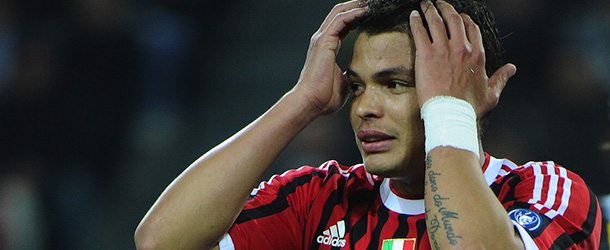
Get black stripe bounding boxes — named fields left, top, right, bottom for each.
left=350, top=212, right=369, bottom=248
left=334, top=187, right=377, bottom=249
left=392, top=214, right=410, bottom=238
left=366, top=205, right=389, bottom=249
left=490, top=173, right=520, bottom=204
left=311, top=167, right=343, bottom=250
left=415, top=218, right=427, bottom=249
left=350, top=183, right=381, bottom=247
left=235, top=170, right=326, bottom=224
left=549, top=186, right=599, bottom=249
left=571, top=186, right=599, bottom=243
left=549, top=233, right=573, bottom=250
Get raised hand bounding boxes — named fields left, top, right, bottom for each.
left=409, top=0, right=516, bottom=118
left=293, top=0, right=368, bottom=116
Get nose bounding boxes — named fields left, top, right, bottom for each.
left=354, top=86, right=383, bottom=120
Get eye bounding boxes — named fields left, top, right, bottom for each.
left=387, top=80, right=414, bottom=93
left=350, top=81, right=365, bottom=96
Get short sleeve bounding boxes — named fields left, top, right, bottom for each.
left=218, top=233, right=235, bottom=250
left=495, top=161, right=602, bottom=249
left=225, top=166, right=326, bottom=250
left=512, top=220, right=540, bottom=250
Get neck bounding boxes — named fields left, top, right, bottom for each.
left=390, top=179, right=425, bottom=199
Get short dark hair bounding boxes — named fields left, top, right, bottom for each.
left=358, top=0, right=503, bottom=75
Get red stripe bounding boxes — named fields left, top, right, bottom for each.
left=403, top=239, right=416, bottom=250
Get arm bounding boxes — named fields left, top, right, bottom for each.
left=409, top=1, right=521, bottom=249
left=134, top=1, right=368, bottom=250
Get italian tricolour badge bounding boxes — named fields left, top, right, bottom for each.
left=381, top=238, right=416, bottom=250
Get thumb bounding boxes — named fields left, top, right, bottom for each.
left=488, top=63, right=517, bottom=98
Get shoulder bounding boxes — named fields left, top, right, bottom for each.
left=488, top=156, right=591, bottom=203
left=487, top=155, right=597, bottom=221
left=488, top=155, right=601, bottom=248
left=486, top=155, right=587, bottom=187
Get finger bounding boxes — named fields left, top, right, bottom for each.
left=324, top=6, right=368, bottom=39
left=488, top=63, right=517, bottom=99
left=461, top=13, right=482, bottom=49
left=420, top=0, right=447, bottom=44
left=319, top=0, right=363, bottom=32
left=436, top=0, right=466, bottom=42
left=409, top=10, right=432, bottom=49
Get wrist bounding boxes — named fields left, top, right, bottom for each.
left=280, top=90, right=324, bottom=124
left=421, top=96, right=480, bottom=158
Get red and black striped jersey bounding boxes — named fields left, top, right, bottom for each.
left=218, top=154, right=601, bottom=250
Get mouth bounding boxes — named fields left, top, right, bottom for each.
left=357, top=130, right=396, bottom=153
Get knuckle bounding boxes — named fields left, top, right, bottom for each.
left=310, top=34, right=327, bottom=49
left=474, top=48, right=485, bottom=62
left=452, top=44, right=470, bottom=55
left=447, top=13, right=463, bottom=24
left=335, top=11, right=348, bottom=19
left=332, top=2, right=350, bottom=12
left=435, top=45, right=449, bottom=56
left=472, top=22, right=480, bottom=30
left=427, top=17, right=443, bottom=27
left=310, top=33, right=320, bottom=43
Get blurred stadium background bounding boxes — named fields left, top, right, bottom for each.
left=0, top=0, right=608, bottom=249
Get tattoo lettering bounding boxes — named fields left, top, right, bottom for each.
left=433, top=194, right=448, bottom=207
left=439, top=207, right=462, bottom=245
left=427, top=212, right=441, bottom=250
left=427, top=170, right=440, bottom=192
left=425, top=155, right=462, bottom=246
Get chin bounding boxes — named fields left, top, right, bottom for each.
left=362, top=156, right=403, bottom=178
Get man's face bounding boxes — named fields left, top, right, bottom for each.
left=348, top=32, right=426, bottom=179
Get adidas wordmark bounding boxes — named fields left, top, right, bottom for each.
left=316, top=220, right=347, bottom=247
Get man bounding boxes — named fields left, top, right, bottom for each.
left=135, top=0, right=602, bottom=249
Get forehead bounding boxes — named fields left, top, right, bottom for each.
left=350, top=32, right=415, bottom=74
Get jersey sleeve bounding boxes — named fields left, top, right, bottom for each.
left=494, top=161, right=602, bottom=249
left=222, top=165, right=327, bottom=250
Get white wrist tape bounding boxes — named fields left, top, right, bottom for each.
left=421, top=96, right=480, bottom=158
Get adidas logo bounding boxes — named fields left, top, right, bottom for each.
left=316, top=220, right=347, bottom=248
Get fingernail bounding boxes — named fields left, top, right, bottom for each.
left=509, top=64, right=517, bottom=77
left=411, top=10, right=420, bottom=17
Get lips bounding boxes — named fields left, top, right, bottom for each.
left=357, top=129, right=396, bottom=153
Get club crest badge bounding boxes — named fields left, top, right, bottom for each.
left=508, top=208, right=543, bottom=231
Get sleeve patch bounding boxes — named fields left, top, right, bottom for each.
left=509, top=208, right=543, bottom=231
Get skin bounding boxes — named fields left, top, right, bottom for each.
left=410, top=1, right=522, bottom=249
left=347, top=32, right=426, bottom=198
left=135, top=2, right=367, bottom=249
left=134, top=1, right=522, bottom=249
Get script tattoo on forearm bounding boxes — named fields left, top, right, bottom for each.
left=425, top=155, right=462, bottom=247
left=426, top=208, right=441, bottom=250
left=433, top=194, right=462, bottom=245
left=428, top=170, right=440, bottom=192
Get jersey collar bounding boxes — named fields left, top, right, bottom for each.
left=379, top=154, right=503, bottom=215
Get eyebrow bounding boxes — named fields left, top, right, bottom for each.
left=346, top=66, right=414, bottom=80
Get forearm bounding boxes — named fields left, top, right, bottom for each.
left=424, top=147, right=524, bottom=250
left=135, top=91, right=319, bottom=250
